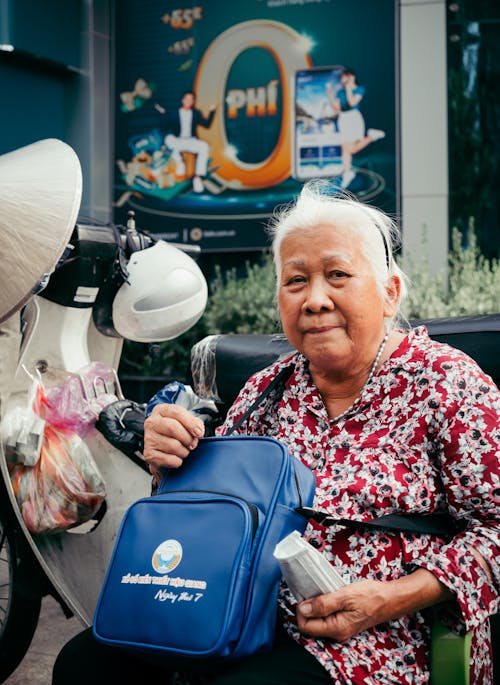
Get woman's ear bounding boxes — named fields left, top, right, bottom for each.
left=383, top=274, right=401, bottom=318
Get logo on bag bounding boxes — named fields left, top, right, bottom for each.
left=152, top=539, right=183, bottom=574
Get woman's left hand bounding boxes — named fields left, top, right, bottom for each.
left=296, top=581, right=388, bottom=642
left=296, top=569, right=453, bottom=642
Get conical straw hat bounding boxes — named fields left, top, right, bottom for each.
left=0, top=138, right=82, bottom=324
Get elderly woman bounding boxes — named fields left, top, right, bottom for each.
left=53, top=182, right=500, bottom=685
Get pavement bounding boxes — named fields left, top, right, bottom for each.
left=5, top=596, right=83, bottom=685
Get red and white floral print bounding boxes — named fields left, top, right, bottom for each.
left=219, top=327, right=500, bottom=684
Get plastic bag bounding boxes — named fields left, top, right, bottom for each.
left=146, top=381, right=218, bottom=422
left=1, top=379, right=45, bottom=466
left=44, top=362, right=119, bottom=436
left=6, top=376, right=107, bottom=534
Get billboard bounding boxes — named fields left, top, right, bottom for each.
left=114, top=0, right=397, bottom=251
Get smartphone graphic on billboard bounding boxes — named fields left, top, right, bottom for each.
left=292, top=66, right=344, bottom=181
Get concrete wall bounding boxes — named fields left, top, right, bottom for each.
left=70, top=0, right=114, bottom=222
left=399, top=0, right=449, bottom=273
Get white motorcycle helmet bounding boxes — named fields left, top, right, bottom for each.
left=112, top=240, right=208, bottom=342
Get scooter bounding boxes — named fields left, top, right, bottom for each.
left=0, top=140, right=208, bottom=682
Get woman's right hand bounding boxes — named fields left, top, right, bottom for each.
left=143, top=404, right=205, bottom=471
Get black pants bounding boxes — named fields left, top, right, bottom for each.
left=52, top=627, right=331, bottom=685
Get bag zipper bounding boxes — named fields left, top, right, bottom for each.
left=160, top=489, right=260, bottom=539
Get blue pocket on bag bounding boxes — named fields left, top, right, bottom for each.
left=94, top=492, right=263, bottom=657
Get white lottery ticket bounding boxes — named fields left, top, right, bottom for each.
left=274, top=530, right=348, bottom=602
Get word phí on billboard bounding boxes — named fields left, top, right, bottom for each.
left=226, top=79, right=279, bottom=119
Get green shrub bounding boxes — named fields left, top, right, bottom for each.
left=202, top=256, right=279, bottom=335
left=400, top=224, right=500, bottom=319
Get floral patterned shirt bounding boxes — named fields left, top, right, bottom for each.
left=218, top=327, right=500, bottom=685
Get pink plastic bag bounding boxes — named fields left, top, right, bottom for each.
left=44, top=362, right=120, bottom=436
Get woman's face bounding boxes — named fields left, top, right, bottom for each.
left=277, top=223, right=399, bottom=379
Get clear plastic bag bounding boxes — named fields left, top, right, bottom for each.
left=5, top=373, right=107, bottom=534
left=146, top=380, right=218, bottom=421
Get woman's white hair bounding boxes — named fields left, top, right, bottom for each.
left=267, top=179, right=409, bottom=329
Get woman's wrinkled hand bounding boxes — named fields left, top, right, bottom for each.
left=296, top=581, right=389, bottom=643
left=296, top=569, right=453, bottom=642
left=143, top=403, right=205, bottom=471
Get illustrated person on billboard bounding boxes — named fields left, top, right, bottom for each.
left=155, top=91, right=216, bottom=193
left=326, top=68, right=385, bottom=189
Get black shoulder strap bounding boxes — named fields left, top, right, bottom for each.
left=296, top=507, right=466, bottom=537
left=226, top=365, right=294, bottom=436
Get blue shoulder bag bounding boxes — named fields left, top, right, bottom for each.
left=93, top=367, right=316, bottom=661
